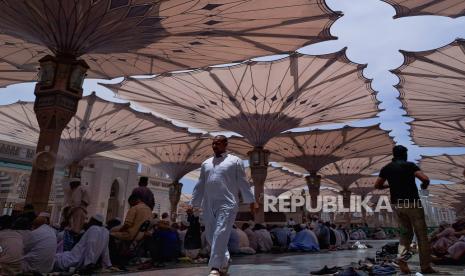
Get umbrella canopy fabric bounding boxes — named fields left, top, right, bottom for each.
left=382, top=0, right=465, bottom=18
left=106, top=49, right=380, bottom=146
left=0, top=61, right=38, bottom=88
left=0, top=92, right=195, bottom=166
left=394, top=41, right=465, bottom=122
left=348, top=176, right=377, bottom=197
left=0, top=0, right=339, bottom=82
left=419, top=155, right=465, bottom=185
left=101, top=137, right=214, bottom=181
left=409, top=119, right=465, bottom=147
left=427, top=184, right=465, bottom=211
left=318, top=155, right=391, bottom=190
left=262, top=125, right=394, bottom=174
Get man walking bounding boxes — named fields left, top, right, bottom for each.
left=375, top=145, right=437, bottom=274
left=190, top=135, right=256, bottom=276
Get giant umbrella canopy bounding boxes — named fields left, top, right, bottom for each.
left=106, top=49, right=380, bottom=222
left=419, top=155, right=465, bottom=185
left=228, top=125, right=393, bottom=207
left=382, top=0, right=465, bottom=18
left=427, top=184, right=465, bottom=214
left=263, top=125, right=393, bottom=203
left=101, top=137, right=215, bottom=221
left=348, top=176, right=377, bottom=223
left=0, top=0, right=339, bottom=211
left=0, top=93, right=195, bottom=210
left=393, top=41, right=465, bottom=147
left=319, top=155, right=390, bottom=221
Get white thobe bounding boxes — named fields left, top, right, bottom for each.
left=54, top=225, right=111, bottom=271
left=22, top=224, right=57, bottom=273
left=191, top=153, right=254, bottom=269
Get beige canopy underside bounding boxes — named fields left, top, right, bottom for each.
left=0, top=0, right=338, bottom=85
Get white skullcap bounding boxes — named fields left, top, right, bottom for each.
left=300, top=224, right=307, bottom=228
left=39, top=212, right=50, bottom=218
left=92, top=214, right=104, bottom=223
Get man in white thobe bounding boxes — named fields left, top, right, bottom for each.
left=63, top=178, right=89, bottom=234
left=191, top=135, right=256, bottom=276
left=54, top=214, right=111, bottom=271
left=22, top=215, right=57, bottom=273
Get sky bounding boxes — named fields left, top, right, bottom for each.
left=0, top=0, right=465, bottom=194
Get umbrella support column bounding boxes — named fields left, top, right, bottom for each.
left=26, top=55, right=88, bottom=212
left=341, top=190, right=352, bottom=224
left=169, top=181, right=183, bottom=222
left=305, top=173, right=321, bottom=218
left=248, top=147, right=269, bottom=223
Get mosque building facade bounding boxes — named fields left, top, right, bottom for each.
left=0, top=139, right=173, bottom=224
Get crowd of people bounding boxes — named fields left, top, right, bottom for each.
left=1, top=143, right=463, bottom=275
left=430, top=217, right=465, bottom=265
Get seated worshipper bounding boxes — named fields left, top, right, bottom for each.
left=254, top=224, right=273, bottom=252
left=0, top=215, right=23, bottom=275
left=131, top=176, right=155, bottom=210
left=228, top=225, right=255, bottom=255
left=288, top=224, right=319, bottom=252
left=228, top=225, right=241, bottom=255
left=149, top=220, right=181, bottom=264
left=328, top=222, right=337, bottom=251
left=430, top=222, right=457, bottom=256
left=38, top=212, right=51, bottom=225
left=316, top=221, right=330, bottom=250
left=270, top=225, right=291, bottom=249
left=22, top=214, right=57, bottom=274
left=350, top=229, right=361, bottom=240
left=110, top=194, right=151, bottom=266
left=54, top=214, right=111, bottom=272
left=184, top=208, right=202, bottom=259
left=236, top=225, right=253, bottom=252
left=447, top=236, right=465, bottom=263
left=111, top=194, right=152, bottom=241
left=330, top=224, right=342, bottom=248
left=373, top=227, right=387, bottom=239
left=242, top=223, right=258, bottom=252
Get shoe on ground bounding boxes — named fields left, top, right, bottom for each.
left=310, top=265, right=339, bottom=275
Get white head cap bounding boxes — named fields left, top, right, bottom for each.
left=92, top=214, right=105, bottom=224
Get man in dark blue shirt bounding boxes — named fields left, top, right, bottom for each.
left=375, top=145, right=436, bottom=274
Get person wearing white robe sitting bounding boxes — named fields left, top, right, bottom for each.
left=22, top=214, right=57, bottom=274
left=54, top=214, right=111, bottom=272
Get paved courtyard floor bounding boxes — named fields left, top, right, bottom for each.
left=124, top=241, right=464, bottom=276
